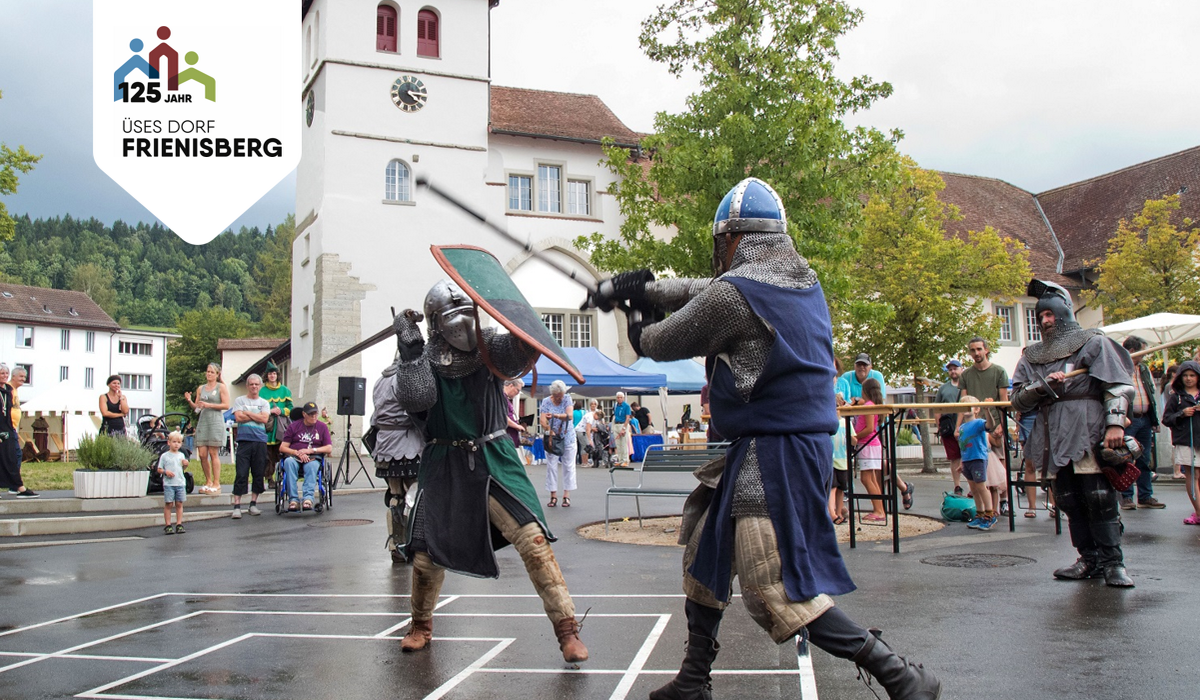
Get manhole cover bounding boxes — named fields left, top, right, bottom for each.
left=920, top=554, right=1036, bottom=568
left=308, top=519, right=374, bottom=528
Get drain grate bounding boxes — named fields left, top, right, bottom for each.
left=308, top=518, right=374, bottom=528
left=920, top=554, right=1036, bottom=569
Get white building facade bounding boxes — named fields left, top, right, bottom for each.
left=294, top=0, right=636, bottom=422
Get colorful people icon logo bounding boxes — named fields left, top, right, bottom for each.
left=149, top=26, right=180, bottom=91
left=113, top=38, right=159, bottom=101
left=178, top=51, right=216, bottom=102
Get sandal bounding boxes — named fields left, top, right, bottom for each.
left=831, top=514, right=846, bottom=525
left=1047, top=505, right=1057, bottom=519
left=902, top=482, right=914, bottom=510
left=562, top=497, right=571, bottom=508
left=1024, top=511, right=1038, bottom=519
left=863, top=513, right=887, bottom=524
left=288, top=501, right=300, bottom=512
left=302, top=499, right=314, bottom=511
left=1185, top=513, right=1200, bottom=526
left=546, top=497, right=558, bottom=508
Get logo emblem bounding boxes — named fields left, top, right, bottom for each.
left=93, top=0, right=300, bottom=244
left=391, top=76, right=428, bottom=113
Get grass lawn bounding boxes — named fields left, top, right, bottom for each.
left=21, top=461, right=239, bottom=492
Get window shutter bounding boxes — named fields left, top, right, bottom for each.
left=417, top=10, right=438, bottom=57
left=377, top=6, right=397, bottom=52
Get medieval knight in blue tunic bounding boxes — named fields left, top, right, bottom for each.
left=588, top=178, right=940, bottom=700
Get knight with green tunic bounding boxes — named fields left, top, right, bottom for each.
left=390, top=278, right=588, bottom=664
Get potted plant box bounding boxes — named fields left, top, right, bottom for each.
left=73, top=433, right=157, bottom=499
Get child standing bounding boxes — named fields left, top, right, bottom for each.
left=1162, top=360, right=1200, bottom=524
left=957, top=396, right=997, bottom=530
left=158, top=431, right=189, bottom=534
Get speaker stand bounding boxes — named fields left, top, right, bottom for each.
left=334, top=415, right=374, bottom=490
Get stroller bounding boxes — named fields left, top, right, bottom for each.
left=587, top=422, right=614, bottom=469
left=140, top=413, right=195, bottom=495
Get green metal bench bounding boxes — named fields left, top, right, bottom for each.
left=605, top=443, right=728, bottom=533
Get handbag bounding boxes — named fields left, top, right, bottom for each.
left=362, top=425, right=379, bottom=456
left=266, top=412, right=292, bottom=437
left=938, top=414, right=957, bottom=438
left=544, top=431, right=564, bottom=456
left=1101, top=460, right=1140, bottom=492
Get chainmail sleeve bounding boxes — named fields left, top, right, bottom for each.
left=644, top=278, right=713, bottom=313
left=482, top=327, right=540, bottom=379
left=392, top=356, right=438, bottom=412
left=1009, top=358, right=1044, bottom=414
left=640, top=281, right=754, bottom=362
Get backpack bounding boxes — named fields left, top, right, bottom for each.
left=941, top=491, right=977, bottom=522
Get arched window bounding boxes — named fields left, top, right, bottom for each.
left=377, top=5, right=398, bottom=53
left=305, top=25, right=312, bottom=68
left=385, top=160, right=412, bottom=202
left=417, top=9, right=439, bottom=58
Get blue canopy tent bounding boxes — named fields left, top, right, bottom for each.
left=519, top=347, right=667, bottom=398
left=628, top=357, right=707, bottom=393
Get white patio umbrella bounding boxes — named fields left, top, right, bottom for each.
left=1100, top=312, right=1200, bottom=367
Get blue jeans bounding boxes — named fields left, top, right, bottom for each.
left=283, top=456, right=320, bottom=502
left=1122, top=414, right=1155, bottom=501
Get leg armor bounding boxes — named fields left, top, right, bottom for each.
left=401, top=552, right=445, bottom=652
left=734, top=515, right=834, bottom=644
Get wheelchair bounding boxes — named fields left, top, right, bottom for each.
left=273, top=455, right=333, bottom=514
left=140, top=413, right=195, bottom=495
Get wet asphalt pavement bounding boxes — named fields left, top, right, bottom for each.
left=2, top=466, right=1199, bottom=699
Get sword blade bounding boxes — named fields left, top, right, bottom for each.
left=309, top=325, right=395, bottom=376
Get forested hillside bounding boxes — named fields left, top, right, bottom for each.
left=4, top=213, right=294, bottom=334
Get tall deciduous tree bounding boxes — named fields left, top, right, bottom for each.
left=166, top=306, right=251, bottom=411
left=845, top=163, right=1030, bottom=471
left=576, top=0, right=901, bottom=311
left=70, top=262, right=118, bottom=316
left=0, top=90, right=42, bottom=242
left=248, top=214, right=296, bottom=336
left=1083, top=195, right=1200, bottom=323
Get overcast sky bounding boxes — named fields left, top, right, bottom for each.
left=1, top=0, right=1196, bottom=234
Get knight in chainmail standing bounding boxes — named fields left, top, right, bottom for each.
left=370, top=362, right=424, bottom=565
left=1010, top=279, right=1136, bottom=588
left=389, top=280, right=588, bottom=663
left=589, top=178, right=939, bottom=700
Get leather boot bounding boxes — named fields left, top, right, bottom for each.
left=1104, top=565, right=1135, bottom=588
left=553, top=617, right=589, bottom=663
left=401, top=619, right=432, bottom=652
left=648, top=633, right=720, bottom=700
left=1053, top=557, right=1103, bottom=580
left=850, top=631, right=941, bottom=700
left=402, top=553, right=444, bottom=653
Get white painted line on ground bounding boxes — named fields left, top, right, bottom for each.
left=0, top=592, right=169, bottom=638
left=0, top=612, right=203, bottom=674
left=797, top=635, right=819, bottom=699
left=422, top=638, right=515, bottom=700
left=373, top=593, right=459, bottom=638
left=608, top=613, right=671, bottom=700
left=78, top=632, right=256, bottom=699
left=0, top=536, right=144, bottom=550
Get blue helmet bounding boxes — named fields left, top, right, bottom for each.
left=712, top=177, right=787, bottom=236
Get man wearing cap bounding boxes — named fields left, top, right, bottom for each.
left=840, top=353, right=887, bottom=402
left=279, top=402, right=333, bottom=511
left=935, top=360, right=965, bottom=495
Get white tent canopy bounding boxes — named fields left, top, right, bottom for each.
left=19, top=382, right=104, bottom=451
left=1100, top=313, right=1200, bottom=345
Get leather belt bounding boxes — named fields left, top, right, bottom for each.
left=429, top=429, right=508, bottom=471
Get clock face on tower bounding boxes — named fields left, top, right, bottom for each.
left=305, top=91, right=315, bottom=127
left=391, top=76, right=428, bottom=113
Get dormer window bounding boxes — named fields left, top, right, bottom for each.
left=69, top=307, right=79, bottom=316
left=42, top=304, right=52, bottom=313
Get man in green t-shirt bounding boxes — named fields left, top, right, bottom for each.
left=957, top=337, right=1009, bottom=439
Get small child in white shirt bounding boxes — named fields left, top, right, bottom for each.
left=158, top=431, right=189, bottom=534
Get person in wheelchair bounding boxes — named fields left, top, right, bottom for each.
left=278, top=402, right=333, bottom=511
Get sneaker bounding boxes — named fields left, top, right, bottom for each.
left=1120, top=497, right=1137, bottom=510
left=15, top=489, right=39, bottom=498
left=231, top=508, right=242, bottom=519
left=7, top=488, right=18, bottom=494
left=999, top=501, right=1011, bottom=516
left=976, top=516, right=996, bottom=531
left=174, top=524, right=186, bottom=534
left=967, top=516, right=984, bottom=529
left=248, top=504, right=262, bottom=516
left=164, top=525, right=175, bottom=535
left=1138, top=498, right=1166, bottom=509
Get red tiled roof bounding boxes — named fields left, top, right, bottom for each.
left=1036, top=146, right=1200, bottom=274
left=217, top=338, right=287, bottom=352
left=490, top=86, right=641, bottom=146
left=0, top=283, right=119, bottom=331
left=936, top=173, right=1079, bottom=289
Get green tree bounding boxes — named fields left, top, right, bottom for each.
left=70, top=262, right=119, bottom=316
left=844, top=163, right=1030, bottom=471
left=166, top=306, right=251, bottom=411
left=0, top=90, right=42, bottom=242
left=249, top=214, right=295, bottom=336
left=1083, top=195, right=1200, bottom=323
left=576, top=0, right=901, bottom=312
